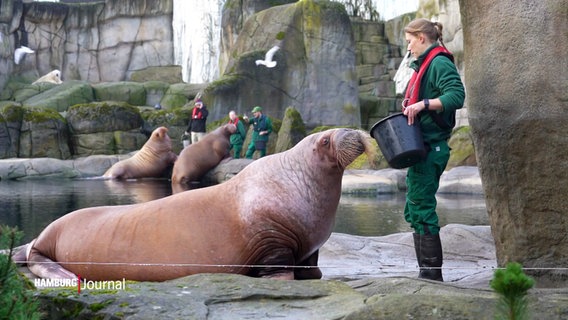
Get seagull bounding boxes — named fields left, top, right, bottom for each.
left=14, top=46, right=35, bottom=65
left=255, top=45, right=280, bottom=68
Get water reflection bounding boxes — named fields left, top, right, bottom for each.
left=336, top=193, right=489, bottom=236
left=0, top=179, right=172, bottom=243
left=0, top=179, right=488, bottom=243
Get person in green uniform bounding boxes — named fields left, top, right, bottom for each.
left=401, top=18, right=465, bottom=281
left=228, top=110, right=247, bottom=158
left=244, top=106, right=272, bottom=159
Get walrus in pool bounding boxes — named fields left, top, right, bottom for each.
left=103, top=126, right=178, bottom=179
left=18, top=128, right=373, bottom=281
left=171, top=123, right=236, bottom=192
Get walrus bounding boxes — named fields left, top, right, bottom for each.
left=171, top=123, right=236, bottom=192
left=18, top=128, right=373, bottom=281
left=32, top=69, right=63, bottom=85
left=103, top=126, right=178, bottom=180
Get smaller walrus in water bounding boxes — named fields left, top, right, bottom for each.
left=15, top=128, right=374, bottom=282
left=103, top=126, right=177, bottom=180
left=171, top=123, right=236, bottom=191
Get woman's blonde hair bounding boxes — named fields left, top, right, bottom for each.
left=404, top=18, right=446, bottom=49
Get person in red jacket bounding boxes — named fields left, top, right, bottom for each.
left=185, top=99, right=208, bottom=145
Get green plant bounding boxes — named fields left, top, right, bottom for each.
left=0, top=225, right=42, bottom=319
left=490, top=262, right=535, bottom=320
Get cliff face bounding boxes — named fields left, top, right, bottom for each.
left=210, top=1, right=360, bottom=128
left=0, top=0, right=174, bottom=89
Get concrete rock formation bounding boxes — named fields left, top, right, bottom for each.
left=0, top=0, right=173, bottom=90
left=210, top=1, right=360, bottom=128
left=462, top=0, right=568, bottom=286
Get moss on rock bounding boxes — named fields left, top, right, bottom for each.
left=66, top=101, right=143, bottom=134
left=92, top=82, right=146, bottom=106
left=23, top=108, right=65, bottom=123
left=205, top=74, right=245, bottom=95
left=0, top=103, right=25, bottom=123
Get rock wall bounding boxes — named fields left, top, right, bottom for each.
left=209, top=1, right=360, bottom=128
left=219, top=0, right=298, bottom=77
left=462, top=0, right=568, bottom=286
left=0, top=0, right=174, bottom=90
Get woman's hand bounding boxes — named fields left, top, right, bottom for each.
left=402, top=102, right=425, bottom=125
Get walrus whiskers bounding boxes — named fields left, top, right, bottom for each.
left=336, top=130, right=375, bottom=169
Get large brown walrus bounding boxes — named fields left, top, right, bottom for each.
left=20, top=128, right=373, bottom=281
left=171, top=123, right=236, bottom=192
left=103, top=126, right=178, bottom=180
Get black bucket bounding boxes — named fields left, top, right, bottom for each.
left=370, top=113, right=427, bottom=169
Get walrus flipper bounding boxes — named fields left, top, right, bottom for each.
left=8, top=244, right=29, bottom=265
left=294, top=250, right=323, bottom=280
left=27, top=247, right=76, bottom=280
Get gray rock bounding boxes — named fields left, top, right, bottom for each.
left=159, top=83, right=204, bottom=109
left=0, top=103, right=24, bottom=159
left=72, top=154, right=123, bottom=177
left=447, top=125, right=476, bottom=168
left=342, top=167, right=481, bottom=195
left=22, top=81, right=94, bottom=113
left=342, top=169, right=402, bottom=194
left=219, top=0, right=298, bottom=75
left=92, top=82, right=147, bottom=106
left=129, top=66, right=183, bottom=84
left=67, top=102, right=143, bottom=134
left=19, top=109, right=71, bottom=159
left=210, top=1, right=360, bottom=128
left=202, top=158, right=254, bottom=185
left=438, top=166, right=483, bottom=194
left=32, top=224, right=568, bottom=319
left=274, top=107, right=307, bottom=153
left=0, top=155, right=123, bottom=180
left=463, top=0, right=568, bottom=285
left=0, top=1, right=173, bottom=89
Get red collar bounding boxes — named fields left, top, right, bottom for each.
left=404, top=46, right=453, bottom=105
left=192, top=107, right=203, bottom=119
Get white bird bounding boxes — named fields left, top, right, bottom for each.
left=255, top=45, right=280, bottom=68
left=14, top=46, right=35, bottom=65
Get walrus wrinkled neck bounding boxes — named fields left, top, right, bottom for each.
left=138, top=143, right=170, bottom=162
left=278, top=151, right=344, bottom=201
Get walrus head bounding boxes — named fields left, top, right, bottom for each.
left=328, top=128, right=375, bottom=170
left=148, top=126, right=173, bottom=153
left=224, top=123, right=237, bottom=135
left=151, top=126, right=169, bottom=141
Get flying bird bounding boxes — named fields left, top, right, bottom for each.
left=255, top=45, right=280, bottom=68
left=14, top=46, right=35, bottom=65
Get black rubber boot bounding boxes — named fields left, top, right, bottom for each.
left=413, top=233, right=444, bottom=281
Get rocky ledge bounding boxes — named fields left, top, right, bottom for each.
left=32, top=224, right=567, bottom=319
left=0, top=156, right=482, bottom=195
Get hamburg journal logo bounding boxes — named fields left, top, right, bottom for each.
left=34, top=275, right=126, bottom=294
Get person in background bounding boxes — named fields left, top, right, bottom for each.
left=244, top=106, right=272, bottom=159
left=400, top=18, right=465, bottom=281
left=185, top=98, right=208, bottom=145
left=228, top=110, right=247, bottom=158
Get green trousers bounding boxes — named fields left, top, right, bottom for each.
left=245, top=140, right=266, bottom=158
left=230, top=143, right=243, bottom=159
left=404, top=141, right=450, bottom=235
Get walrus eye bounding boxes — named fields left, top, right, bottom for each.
left=322, top=137, right=329, bottom=146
